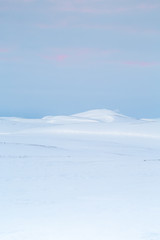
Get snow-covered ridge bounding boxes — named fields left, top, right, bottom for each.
left=0, top=109, right=159, bottom=123
left=43, top=109, right=133, bottom=123
left=0, top=109, right=160, bottom=138
left=72, top=109, right=132, bottom=122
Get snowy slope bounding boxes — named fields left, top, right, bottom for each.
left=0, top=109, right=160, bottom=240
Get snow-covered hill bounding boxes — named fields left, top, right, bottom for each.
left=72, top=109, right=132, bottom=122
left=0, top=109, right=160, bottom=240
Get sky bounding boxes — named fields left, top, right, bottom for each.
left=0, top=0, right=160, bottom=118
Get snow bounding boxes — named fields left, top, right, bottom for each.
left=0, top=109, right=160, bottom=240
left=72, top=109, right=131, bottom=122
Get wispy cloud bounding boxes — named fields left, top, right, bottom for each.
left=121, top=61, right=160, bottom=67
left=2, top=0, right=35, bottom=2
left=56, top=54, right=68, bottom=62
left=41, top=47, right=159, bottom=68
left=42, top=47, right=119, bottom=64
left=137, top=3, right=160, bottom=10
left=0, top=0, right=35, bottom=11
left=0, top=48, right=10, bottom=53
left=48, top=1, right=160, bottom=15
left=103, top=60, right=160, bottom=67
left=37, top=20, right=160, bottom=36
left=44, top=54, right=69, bottom=62
left=1, top=0, right=159, bottom=16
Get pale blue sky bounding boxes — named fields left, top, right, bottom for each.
left=0, top=0, right=160, bottom=118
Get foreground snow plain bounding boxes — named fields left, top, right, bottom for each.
left=0, top=109, right=160, bottom=240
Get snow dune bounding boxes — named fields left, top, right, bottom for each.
left=0, top=109, right=160, bottom=240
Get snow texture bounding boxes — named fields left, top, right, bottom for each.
left=0, top=109, right=160, bottom=240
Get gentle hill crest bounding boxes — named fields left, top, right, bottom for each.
left=72, top=109, right=132, bottom=122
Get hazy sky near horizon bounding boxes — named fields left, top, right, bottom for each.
left=0, top=0, right=160, bottom=118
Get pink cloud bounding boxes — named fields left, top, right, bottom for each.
left=41, top=48, right=160, bottom=68
left=56, top=54, right=68, bottom=62
left=121, top=61, right=160, bottom=67
left=42, top=47, right=119, bottom=66
left=70, top=23, right=160, bottom=36
left=5, top=0, right=34, bottom=2
left=44, top=54, right=69, bottom=62
left=137, top=3, right=160, bottom=10
left=99, top=60, right=160, bottom=67
left=0, top=48, right=9, bottom=53
left=49, top=2, right=160, bottom=15
left=41, top=47, right=160, bottom=68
